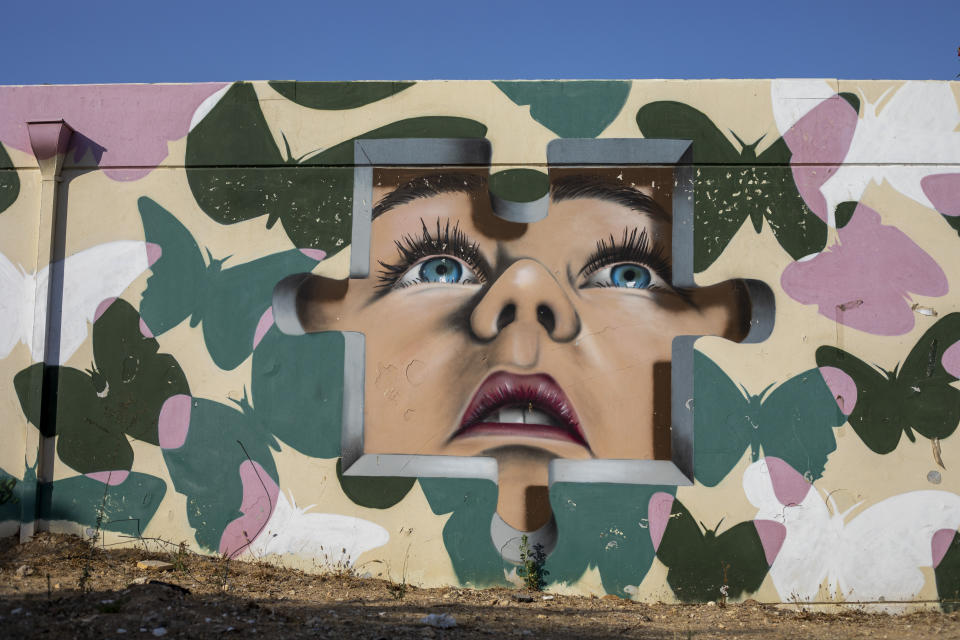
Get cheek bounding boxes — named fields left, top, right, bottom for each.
left=358, top=292, right=487, bottom=453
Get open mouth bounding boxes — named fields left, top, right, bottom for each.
left=452, top=372, right=589, bottom=449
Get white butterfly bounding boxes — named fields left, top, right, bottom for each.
left=0, top=241, right=156, bottom=363
left=246, top=490, right=389, bottom=566
left=772, top=80, right=960, bottom=223
left=743, top=457, right=960, bottom=605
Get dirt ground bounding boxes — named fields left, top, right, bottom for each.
left=1, top=533, right=958, bottom=639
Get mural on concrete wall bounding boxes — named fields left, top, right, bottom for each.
left=295, top=166, right=748, bottom=533
left=0, top=78, right=958, bottom=607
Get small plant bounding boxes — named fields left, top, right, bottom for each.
left=171, top=541, right=188, bottom=573
left=387, top=580, right=407, bottom=600
left=317, top=545, right=355, bottom=578
left=77, top=564, right=92, bottom=593
left=386, top=546, right=410, bottom=600
left=516, top=534, right=549, bottom=592
left=78, top=478, right=110, bottom=592
left=214, top=552, right=231, bottom=592
left=718, top=562, right=730, bottom=607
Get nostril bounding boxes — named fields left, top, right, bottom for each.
left=537, top=305, right=556, bottom=335
left=496, top=304, right=516, bottom=332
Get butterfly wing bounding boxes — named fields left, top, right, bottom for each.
left=934, top=530, right=960, bottom=611
left=495, top=80, right=631, bottom=138
left=0, top=142, right=19, bottom=214
left=187, top=81, right=488, bottom=252
left=838, top=490, right=960, bottom=602
left=546, top=482, right=669, bottom=597
left=43, top=472, right=167, bottom=536
left=0, top=250, right=30, bottom=359
left=13, top=359, right=133, bottom=474
left=52, top=240, right=152, bottom=364
left=753, top=137, right=830, bottom=262
left=286, top=115, right=489, bottom=251
left=185, top=83, right=286, bottom=226
left=894, top=313, right=960, bottom=442
left=649, top=494, right=718, bottom=601
left=245, top=491, right=389, bottom=563
left=13, top=363, right=45, bottom=435
left=52, top=366, right=134, bottom=474
left=815, top=345, right=901, bottom=454
left=137, top=196, right=206, bottom=337
left=417, top=477, right=505, bottom=586
left=160, top=396, right=278, bottom=553
left=757, top=367, right=846, bottom=482
left=0, top=466, right=22, bottom=525
left=91, top=299, right=189, bottom=445
left=636, top=102, right=745, bottom=272
left=267, top=81, right=414, bottom=110
left=713, top=519, right=778, bottom=600
left=201, top=249, right=322, bottom=370
left=743, top=458, right=835, bottom=602
left=250, top=327, right=344, bottom=457
left=693, top=351, right=753, bottom=487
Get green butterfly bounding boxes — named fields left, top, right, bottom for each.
left=934, top=530, right=960, bottom=612
left=160, top=326, right=405, bottom=552
left=267, top=81, right=414, bottom=110
left=418, top=477, right=506, bottom=588
left=39, top=471, right=167, bottom=536
left=14, top=298, right=189, bottom=476
left=0, top=466, right=22, bottom=524
left=138, top=196, right=325, bottom=371
left=185, top=82, right=487, bottom=252
left=0, top=142, right=18, bottom=214
left=648, top=492, right=781, bottom=602
left=415, top=478, right=674, bottom=595
left=815, top=313, right=960, bottom=455
left=694, top=351, right=845, bottom=487
left=495, top=80, right=631, bottom=138
left=545, top=482, right=674, bottom=597
left=636, top=101, right=832, bottom=272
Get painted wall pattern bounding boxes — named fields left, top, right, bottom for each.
left=0, top=79, right=958, bottom=609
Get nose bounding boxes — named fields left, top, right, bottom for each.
left=470, top=259, right=580, bottom=343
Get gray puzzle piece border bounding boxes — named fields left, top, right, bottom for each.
left=319, top=137, right=773, bottom=488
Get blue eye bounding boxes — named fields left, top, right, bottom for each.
left=418, top=257, right=463, bottom=283
left=610, top=264, right=651, bottom=288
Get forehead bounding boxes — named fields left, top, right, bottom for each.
left=371, top=166, right=675, bottom=231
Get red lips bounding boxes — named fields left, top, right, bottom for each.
left=453, top=372, right=588, bottom=449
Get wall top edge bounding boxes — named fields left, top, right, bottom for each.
left=3, top=77, right=960, bottom=89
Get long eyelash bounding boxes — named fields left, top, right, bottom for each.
left=579, top=228, right=670, bottom=278
left=580, top=228, right=692, bottom=300
left=376, top=219, right=489, bottom=290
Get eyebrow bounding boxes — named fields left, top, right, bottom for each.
left=550, top=175, right=670, bottom=222
left=372, top=172, right=487, bottom=219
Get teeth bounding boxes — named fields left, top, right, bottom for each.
left=484, top=404, right=560, bottom=428
left=498, top=406, right=525, bottom=424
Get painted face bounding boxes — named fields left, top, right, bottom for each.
left=298, top=169, right=747, bottom=531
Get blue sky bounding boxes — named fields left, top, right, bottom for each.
left=1, top=0, right=957, bottom=84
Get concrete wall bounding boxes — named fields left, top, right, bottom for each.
left=1, top=80, right=959, bottom=608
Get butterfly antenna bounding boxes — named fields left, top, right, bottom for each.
left=729, top=130, right=747, bottom=149
left=296, top=147, right=325, bottom=164
left=839, top=500, right=864, bottom=521
left=714, top=517, right=725, bottom=532
left=758, top=382, right=776, bottom=401
left=824, top=488, right=842, bottom=515
left=280, top=131, right=294, bottom=163
left=873, top=86, right=896, bottom=116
